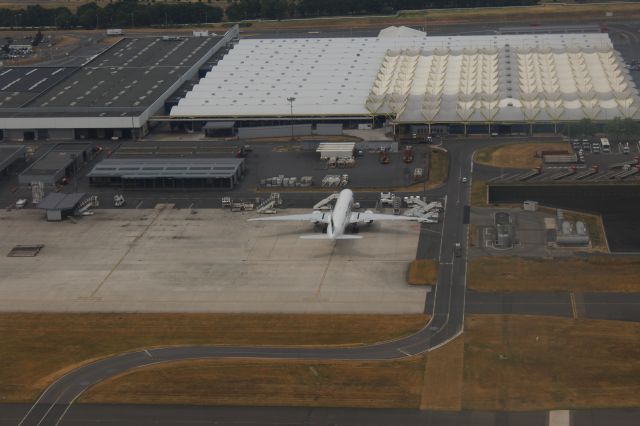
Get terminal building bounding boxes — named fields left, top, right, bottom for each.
left=1, top=25, right=638, bottom=140
left=170, top=26, right=640, bottom=136
left=0, top=27, right=238, bottom=142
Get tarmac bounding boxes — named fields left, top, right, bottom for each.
left=0, top=206, right=424, bottom=314
left=5, top=403, right=639, bottom=426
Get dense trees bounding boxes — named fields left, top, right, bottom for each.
left=604, top=117, right=639, bottom=142
left=0, top=0, right=541, bottom=29
left=228, top=0, right=538, bottom=20
left=0, top=2, right=223, bottom=29
left=564, top=117, right=639, bottom=141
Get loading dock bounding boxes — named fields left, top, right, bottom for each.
left=203, top=121, right=236, bottom=138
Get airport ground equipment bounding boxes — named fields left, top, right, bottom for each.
left=231, top=201, right=254, bottom=212
left=413, top=167, right=424, bottom=181
left=75, top=195, right=99, bottom=215
left=379, top=147, right=391, bottom=164
left=261, top=175, right=313, bottom=188
left=392, top=196, right=402, bottom=215
left=30, top=181, right=44, bottom=205
left=113, top=194, right=125, bottom=207
left=403, top=196, right=442, bottom=223
left=321, top=174, right=349, bottom=187
left=403, top=145, right=414, bottom=163
left=257, top=193, right=282, bottom=214
left=380, top=192, right=395, bottom=207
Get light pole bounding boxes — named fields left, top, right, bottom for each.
left=287, top=96, right=296, bottom=141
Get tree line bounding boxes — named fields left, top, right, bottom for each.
left=0, top=0, right=541, bottom=29
left=566, top=117, right=640, bottom=141
left=227, top=0, right=539, bottom=21
left=0, top=2, right=224, bottom=30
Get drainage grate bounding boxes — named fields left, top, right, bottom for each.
left=8, top=245, right=44, bottom=257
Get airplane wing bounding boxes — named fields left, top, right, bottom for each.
left=248, top=211, right=330, bottom=223
left=349, top=211, right=418, bottom=224
left=300, top=234, right=362, bottom=240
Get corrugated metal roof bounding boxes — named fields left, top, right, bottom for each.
left=87, top=158, right=244, bottom=179
left=171, top=32, right=640, bottom=123
left=36, top=192, right=86, bottom=210
left=0, top=144, right=25, bottom=172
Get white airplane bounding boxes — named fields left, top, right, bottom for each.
left=248, top=188, right=417, bottom=240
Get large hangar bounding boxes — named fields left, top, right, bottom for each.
left=171, top=27, right=640, bottom=135
left=0, top=26, right=239, bottom=142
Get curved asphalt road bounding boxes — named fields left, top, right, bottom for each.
left=19, top=140, right=480, bottom=426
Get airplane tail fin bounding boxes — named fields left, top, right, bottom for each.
left=299, top=234, right=363, bottom=240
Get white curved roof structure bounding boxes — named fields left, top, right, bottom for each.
left=378, top=26, right=427, bottom=38
left=171, top=31, right=640, bottom=123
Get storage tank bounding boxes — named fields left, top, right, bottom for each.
left=576, top=221, right=588, bottom=235
left=495, top=224, right=513, bottom=249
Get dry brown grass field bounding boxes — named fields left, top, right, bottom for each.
left=407, top=259, right=438, bottom=286
left=468, top=256, right=640, bottom=293
left=474, top=143, right=572, bottom=170
left=470, top=180, right=487, bottom=207
left=81, top=356, right=427, bottom=408
left=0, top=313, right=427, bottom=402
left=463, top=315, right=640, bottom=410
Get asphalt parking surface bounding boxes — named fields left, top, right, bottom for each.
left=4, top=403, right=640, bottom=426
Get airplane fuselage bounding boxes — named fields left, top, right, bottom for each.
left=327, top=189, right=354, bottom=239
